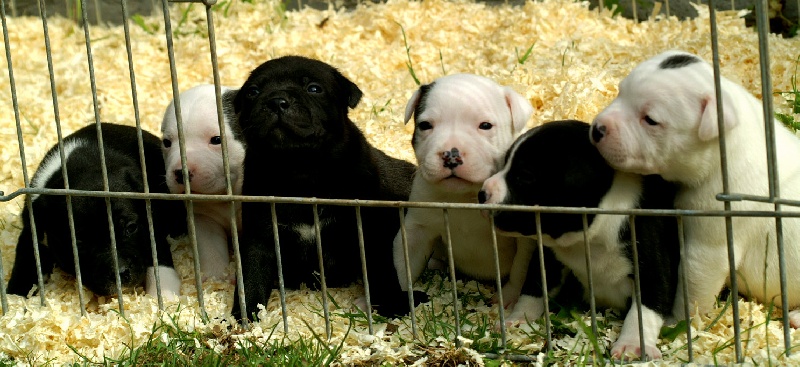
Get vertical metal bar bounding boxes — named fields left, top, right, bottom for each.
left=754, top=0, right=792, bottom=354
left=354, top=206, right=375, bottom=335
left=0, top=0, right=19, bottom=313
left=37, top=0, right=83, bottom=311
left=312, top=204, right=332, bottom=340
left=119, top=0, right=164, bottom=310
left=535, top=212, right=553, bottom=356
left=582, top=214, right=598, bottom=341
left=632, top=0, right=638, bottom=22
left=488, top=216, right=507, bottom=350
left=708, top=0, right=742, bottom=360
left=665, top=0, right=671, bottom=17
left=442, top=209, right=462, bottom=347
left=678, top=216, right=693, bottom=362
left=398, top=207, right=418, bottom=337
left=159, top=0, right=207, bottom=321
left=628, top=216, right=646, bottom=362
left=271, top=203, right=288, bottom=333
left=8, top=0, right=14, bottom=17
left=79, top=0, right=125, bottom=315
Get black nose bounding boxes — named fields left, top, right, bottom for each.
left=591, top=124, right=606, bottom=143
left=267, top=97, right=290, bottom=113
left=478, top=190, right=488, bottom=204
left=442, top=147, right=463, bottom=169
left=174, top=170, right=192, bottom=184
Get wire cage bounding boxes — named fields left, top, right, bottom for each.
left=0, top=0, right=799, bottom=364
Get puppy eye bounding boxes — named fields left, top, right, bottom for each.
left=162, top=139, right=172, bottom=148
left=479, top=122, right=493, bottom=130
left=418, top=121, right=433, bottom=131
left=307, top=83, right=323, bottom=94
left=210, top=136, right=222, bottom=145
left=245, top=86, right=260, bottom=99
left=644, top=115, right=659, bottom=126
left=121, top=221, right=138, bottom=237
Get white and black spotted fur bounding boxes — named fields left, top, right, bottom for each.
left=7, top=123, right=186, bottom=299
left=480, top=120, right=680, bottom=360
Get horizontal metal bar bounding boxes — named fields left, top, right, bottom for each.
left=169, top=0, right=216, bottom=5
left=718, top=193, right=800, bottom=208
left=4, top=187, right=800, bottom=218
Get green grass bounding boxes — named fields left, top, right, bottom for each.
left=775, top=54, right=800, bottom=132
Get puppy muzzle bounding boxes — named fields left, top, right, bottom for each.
left=262, top=93, right=317, bottom=138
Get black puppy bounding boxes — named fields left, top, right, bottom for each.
left=479, top=120, right=679, bottom=360
left=231, top=56, right=426, bottom=320
left=7, top=123, right=186, bottom=299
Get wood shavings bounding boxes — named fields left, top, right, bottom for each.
left=1, top=0, right=799, bottom=364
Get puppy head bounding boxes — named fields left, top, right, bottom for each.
left=41, top=158, right=152, bottom=296
left=590, top=50, right=738, bottom=183
left=480, top=120, right=614, bottom=238
left=405, top=74, right=533, bottom=194
left=161, top=84, right=244, bottom=195
left=233, top=56, right=362, bottom=150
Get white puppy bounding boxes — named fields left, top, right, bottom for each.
left=161, top=84, right=245, bottom=281
left=394, top=74, right=538, bottom=320
left=591, top=50, right=800, bottom=326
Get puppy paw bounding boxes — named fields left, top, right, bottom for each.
left=610, top=340, right=661, bottom=361
left=145, top=266, right=181, bottom=302
left=788, top=310, right=800, bottom=328
left=494, top=295, right=544, bottom=330
left=426, top=257, right=447, bottom=271
left=491, top=284, right=522, bottom=309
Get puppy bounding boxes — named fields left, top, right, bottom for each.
left=7, top=123, right=186, bottom=300
left=161, top=84, right=244, bottom=280
left=394, top=74, right=539, bottom=320
left=230, top=56, right=426, bottom=320
left=480, top=120, right=679, bottom=360
left=590, top=50, right=800, bottom=327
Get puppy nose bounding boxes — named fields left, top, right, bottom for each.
left=591, top=123, right=606, bottom=143
left=478, top=190, right=488, bottom=204
left=267, top=97, right=290, bottom=113
left=442, top=147, right=463, bottom=169
left=174, top=170, right=192, bottom=184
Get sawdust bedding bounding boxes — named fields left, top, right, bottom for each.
left=0, top=0, right=799, bottom=364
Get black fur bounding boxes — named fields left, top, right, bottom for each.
left=410, top=82, right=435, bottom=148
left=659, top=54, right=700, bottom=69
left=7, top=123, right=186, bottom=296
left=487, top=120, right=679, bottom=318
left=231, top=56, right=425, bottom=321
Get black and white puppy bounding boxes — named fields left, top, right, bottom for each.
left=231, top=56, right=426, bottom=321
left=7, top=123, right=186, bottom=300
left=480, top=120, right=679, bottom=360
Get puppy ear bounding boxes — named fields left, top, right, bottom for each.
left=336, top=73, right=363, bottom=109
left=504, top=86, right=533, bottom=134
left=404, top=88, right=422, bottom=125
left=698, top=92, right=737, bottom=141
left=232, top=88, right=246, bottom=114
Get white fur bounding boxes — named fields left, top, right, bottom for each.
left=394, top=74, right=534, bottom=312
left=30, top=139, right=86, bottom=201
left=611, top=302, right=664, bottom=360
left=592, top=50, right=800, bottom=324
left=145, top=265, right=181, bottom=301
left=161, top=84, right=245, bottom=280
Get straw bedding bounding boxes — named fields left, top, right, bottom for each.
left=1, top=0, right=799, bottom=364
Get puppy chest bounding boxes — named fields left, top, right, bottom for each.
left=552, top=244, right=633, bottom=309
left=442, top=210, right=517, bottom=278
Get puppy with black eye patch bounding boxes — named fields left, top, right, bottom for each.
left=480, top=120, right=680, bottom=360
left=230, top=56, right=427, bottom=321
left=7, top=123, right=186, bottom=300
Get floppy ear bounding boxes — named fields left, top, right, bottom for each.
left=232, top=88, right=247, bottom=114
left=698, top=91, right=737, bottom=141
left=404, top=88, right=422, bottom=125
left=504, top=86, right=534, bottom=134
left=334, top=72, right=363, bottom=109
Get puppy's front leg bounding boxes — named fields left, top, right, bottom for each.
left=193, top=213, right=231, bottom=281
left=7, top=220, right=53, bottom=296
left=393, top=208, right=442, bottom=291
left=493, top=237, right=534, bottom=308
left=673, top=246, right=730, bottom=319
left=232, top=202, right=277, bottom=321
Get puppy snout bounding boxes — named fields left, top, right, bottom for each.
left=441, top=147, right=463, bottom=169
left=173, top=169, right=193, bottom=184
left=267, top=97, right=290, bottom=113
left=591, top=123, right=607, bottom=143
